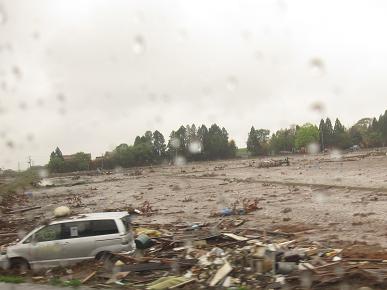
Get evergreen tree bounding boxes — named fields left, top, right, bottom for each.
left=247, top=126, right=259, bottom=156
left=153, top=130, right=166, bottom=159
left=324, top=118, right=334, bottom=147
left=319, top=119, right=325, bottom=150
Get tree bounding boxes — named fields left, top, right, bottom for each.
left=324, top=118, right=334, bottom=148
left=68, top=152, right=91, bottom=171
left=206, top=124, right=230, bottom=159
left=167, top=130, right=178, bottom=159
left=247, top=127, right=258, bottom=156
left=247, top=127, right=270, bottom=156
left=227, top=140, right=237, bottom=157
left=332, top=118, right=351, bottom=149
left=54, top=147, right=64, bottom=160
left=175, top=126, right=188, bottom=155
left=295, top=123, right=319, bottom=150
left=197, top=125, right=209, bottom=159
left=270, top=128, right=296, bottom=154
left=48, top=147, right=65, bottom=172
left=319, top=119, right=325, bottom=150
left=153, top=130, right=166, bottom=160
left=349, top=118, right=372, bottom=147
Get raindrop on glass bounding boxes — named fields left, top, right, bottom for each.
left=241, top=30, right=251, bottom=41
left=171, top=137, right=180, bottom=149
left=36, top=98, right=44, bottom=106
left=26, top=133, right=34, bottom=142
left=132, top=35, right=145, bottom=54
left=226, top=76, right=238, bottom=91
left=38, top=168, right=49, bottom=178
left=57, top=93, right=66, bottom=102
left=188, top=141, right=202, bottom=154
left=58, top=107, right=66, bottom=115
left=313, top=192, right=327, bottom=203
left=19, top=102, right=27, bottom=110
left=309, top=58, right=325, bottom=77
left=6, top=140, right=14, bottom=148
left=330, top=149, right=342, bottom=160
left=12, top=66, right=22, bottom=79
left=0, top=5, right=7, bottom=25
left=307, top=142, right=320, bottom=154
left=174, top=155, right=186, bottom=166
left=255, top=50, right=263, bottom=60
left=310, top=101, right=325, bottom=114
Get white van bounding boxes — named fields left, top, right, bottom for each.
left=0, top=212, right=135, bottom=270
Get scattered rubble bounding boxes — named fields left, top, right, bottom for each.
left=0, top=148, right=386, bottom=288
left=250, top=157, right=290, bottom=168
left=1, top=219, right=386, bottom=289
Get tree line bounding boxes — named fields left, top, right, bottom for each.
left=247, top=109, right=387, bottom=156
left=48, top=109, right=387, bottom=172
left=48, top=124, right=237, bottom=172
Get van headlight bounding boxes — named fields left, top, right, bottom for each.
left=0, top=245, right=7, bottom=255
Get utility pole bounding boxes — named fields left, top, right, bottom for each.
left=18, top=161, right=20, bottom=172
left=27, top=156, right=32, bottom=168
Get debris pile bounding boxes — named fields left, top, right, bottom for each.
left=211, top=198, right=261, bottom=217
left=250, top=158, right=290, bottom=168
left=2, top=220, right=385, bottom=289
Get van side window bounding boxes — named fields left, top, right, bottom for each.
left=91, top=220, right=118, bottom=235
left=62, top=221, right=93, bottom=239
left=34, top=224, right=61, bottom=242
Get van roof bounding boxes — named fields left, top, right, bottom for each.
left=51, top=211, right=129, bottom=224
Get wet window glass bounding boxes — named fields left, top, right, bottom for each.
left=0, top=1, right=386, bottom=288
left=62, top=221, right=93, bottom=238
left=91, top=220, right=118, bottom=236
left=33, top=224, right=61, bottom=242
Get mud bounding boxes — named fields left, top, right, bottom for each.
left=4, top=149, right=387, bottom=248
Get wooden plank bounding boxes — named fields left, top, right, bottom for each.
left=81, top=271, right=97, bottom=284
left=222, top=233, right=248, bottom=241
left=0, top=233, right=18, bottom=237
left=168, top=279, right=196, bottom=289
left=7, top=206, right=41, bottom=214
left=209, top=262, right=233, bottom=286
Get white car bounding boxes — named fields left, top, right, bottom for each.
left=0, top=212, right=135, bottom=270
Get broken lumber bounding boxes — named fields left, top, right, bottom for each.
left=209, top=261, right=233, bottom=286
left=81, top=271, right=97, bottom=284
left=7, top=206, right=41, bottom=214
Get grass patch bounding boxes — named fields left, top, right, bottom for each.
left=0, top=169, right=40, bottom=198
left=63, top=279, right=82, bottom=287
left=236, top=147, right=250, bottom=158
left=0, top=275, right=25, bottom=283
left=49, top=277, right=63, bottom=286
left=49, top=277, right=82, bottom=288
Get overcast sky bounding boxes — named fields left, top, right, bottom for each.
left=0, top=0, right=387, bottom=169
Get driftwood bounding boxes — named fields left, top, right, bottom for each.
left=7, top=206, right=41, bottom=214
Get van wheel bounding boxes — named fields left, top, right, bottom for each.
left=10, top=258, right=30, bottom=273
left=95, top=251, right=113, bottom=262
left=95, top=252, right=118, bottom=271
